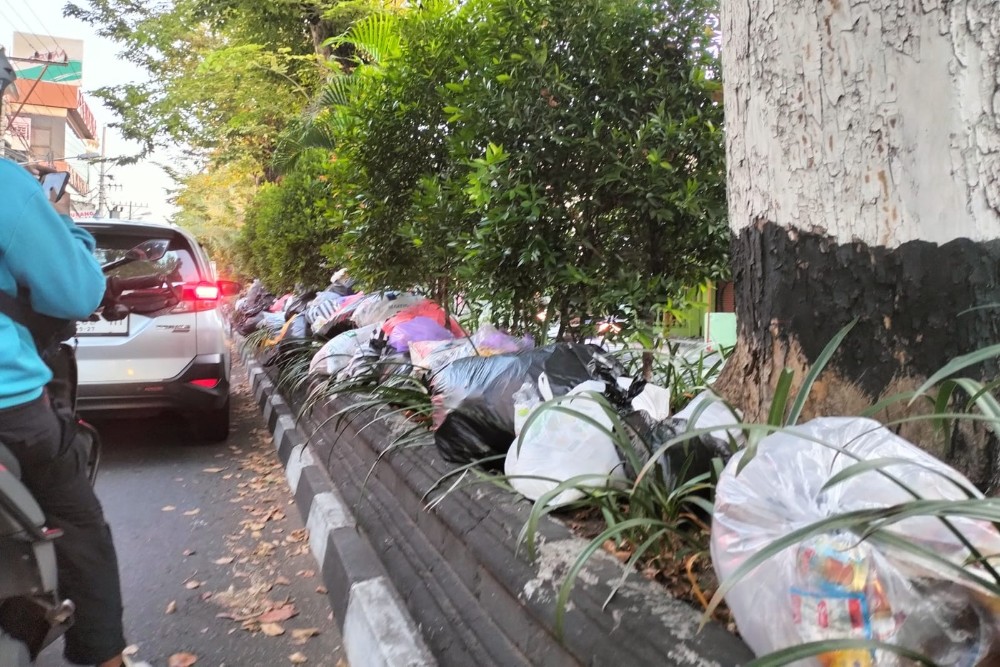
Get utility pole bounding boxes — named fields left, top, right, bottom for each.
left=110, top=201, right=148, bottom=220
left=97, top=126, right=111, bottom=217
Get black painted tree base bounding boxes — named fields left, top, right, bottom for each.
left=717, top=221, right=1000, bottom=489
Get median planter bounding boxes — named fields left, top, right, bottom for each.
left=244, top=347, right=753, bottom=667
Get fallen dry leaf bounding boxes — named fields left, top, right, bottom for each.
left=291, top=627, right=320, bottom=644
left=259, top=622, right=285, bottom=637
left=166, top=600, right=177, bottom=615
left=184, top=509, right=201, bottom=516
left=297, top=570, right=315, bottom=578
left=162, top=506, right=176, bottom=512
left=168, top=652, right=198, bottom=667
left=203, top=467, right=225, bottom=473
left=285, top=528, right=308, bottom=543
left=216, top=611, right=256, bottom=622
left=123, top=645, right=139, bottom=656
left=335, top=658, right=348, bottom=667
left=214, top=556, right=235, bottom=565
left=183, top=549, right=195, bottom=557
left=258, top=603, right=297, bottom=623
left=315, top=586, right=327, bottom=595
left=289, top=652, right=308, bottom=664
left=275, top=575, right=291, bottom=586
left=185, top=580, right=202, bottom=590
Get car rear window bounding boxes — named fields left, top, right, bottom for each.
left=90, top=232, right=202, bottom=284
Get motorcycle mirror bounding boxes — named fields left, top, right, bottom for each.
left=218, top=280, right=242, bottom=297
left=125, top=239, right=170, bottom=263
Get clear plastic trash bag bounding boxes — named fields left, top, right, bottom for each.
left=711, top=417, right=1000, bottom=666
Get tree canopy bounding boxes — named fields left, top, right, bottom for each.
left=281, top=0, right=727, bottom=337
left=75, top=0, right=727, bottom=340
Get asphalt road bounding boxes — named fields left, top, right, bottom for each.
left=37, top=355, right=346, bottom=667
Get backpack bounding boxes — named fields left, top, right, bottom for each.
left=0, top=288, right=76, bottom=361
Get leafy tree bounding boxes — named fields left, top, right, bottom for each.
left=450, top=0, right=727, bottom=337
left=238, top=149, right=343, bottom=290
left=66, top=0, right=323, bottom=164
left=283, top=0, right=726, bottom=339
left=171, top=156, right=261, bottom=280
left=312, top=5, right=475, bottom=307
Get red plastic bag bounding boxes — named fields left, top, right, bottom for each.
left=382, top=301, right=465, bottom=337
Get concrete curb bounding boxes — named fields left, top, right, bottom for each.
left=241, top=343, right=753, bottom=666
left=242, top=350, right=436, bottom=667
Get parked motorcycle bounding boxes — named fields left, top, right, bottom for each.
left=0, top=239, right=172, bottom=665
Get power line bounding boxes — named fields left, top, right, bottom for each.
left=17, top=0, right=62, bottom=48
left=0, top=1, right=47, bottom=55
left=0, top=5, right=31, bottom=50
left=8, top=0, right=57, bottom=47
left=0, top=0, right=53, bottom=55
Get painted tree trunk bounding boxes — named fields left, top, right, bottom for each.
left=716, top=0, right=1000, bottom=486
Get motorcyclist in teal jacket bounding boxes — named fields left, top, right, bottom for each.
left=0, top=158, right=127, bottom=667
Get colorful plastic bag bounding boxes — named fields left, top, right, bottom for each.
left=382, top=301, right=465, bottom=337
left=312, top=292, right=367, bottom=338
left=387, top=316, right=455, bottom=354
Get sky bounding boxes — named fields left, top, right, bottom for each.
left=0, top=0, right=177, bottom=219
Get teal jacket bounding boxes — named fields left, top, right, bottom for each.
left=0, top=159, right=104, bottom=408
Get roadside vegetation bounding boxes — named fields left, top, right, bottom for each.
left=77, top=0, right=1000, bottom=663
left=73, top=0, right=727, bottom=343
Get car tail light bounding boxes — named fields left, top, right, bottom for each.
left=172, top=282, right=220, bottom=313
left=189, top=378, right=220, bottom=389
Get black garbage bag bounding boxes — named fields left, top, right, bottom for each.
left=236, top=311, right=266, bottom=336
left=233, top=279, right=276, bottom=334
left=284, top=286, right=319, bottom=320
left=622, top=412, right=732, bottom=489
left=430, top=343, right=624, bottom=465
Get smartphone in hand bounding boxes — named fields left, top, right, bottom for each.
left=39, top=171, right=70, bottom=201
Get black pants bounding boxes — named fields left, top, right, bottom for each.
left=0, top=395, right=125, bottom=665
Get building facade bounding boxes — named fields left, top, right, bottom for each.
left=1, top=32, right=99, bottom=217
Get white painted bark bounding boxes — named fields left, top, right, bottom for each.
left=722, top=0, right=1000, bottom=247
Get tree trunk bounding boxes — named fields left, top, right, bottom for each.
left=715, top=0, right=1000, bottom=487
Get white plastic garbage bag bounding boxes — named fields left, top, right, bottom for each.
left=711, top=417, right=1000, bottom=666
left=630, top=383, right=672, bottom=421
left=352, top=292, right=425, bottom=328
left=309, top=324, right=379, bottom=377
left=505, top=375, right=625, bottom=506
left=673, top=390, right=745, bottom=446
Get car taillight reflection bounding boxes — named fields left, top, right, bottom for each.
left=171, top=282, right=221, bottom=313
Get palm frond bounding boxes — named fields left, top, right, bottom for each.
left=328, top=11, right=401, bottom=64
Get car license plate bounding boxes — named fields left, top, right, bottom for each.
left=76, top=315, right=129, bottom=336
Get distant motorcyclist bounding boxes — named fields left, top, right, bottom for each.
left=0, top=158, right=128, bottom=667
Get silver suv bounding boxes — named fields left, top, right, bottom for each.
left=76, top=219, right=239, bottom=441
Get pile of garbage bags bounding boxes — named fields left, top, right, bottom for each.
left=237, top=274, right=1000, bottom=663
left=234, top=274, right=740, bottom=510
